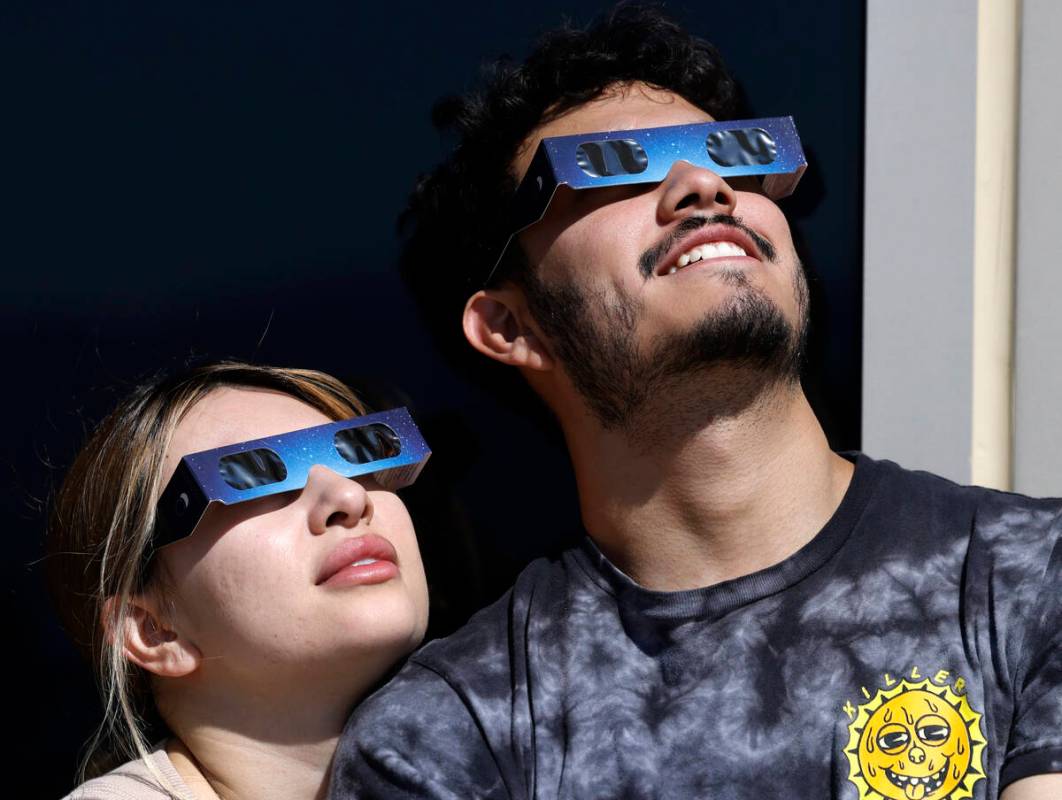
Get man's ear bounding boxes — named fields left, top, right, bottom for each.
left=101, top=595, right=201, bottom=678
left=463, top=288, right=553, bottom=371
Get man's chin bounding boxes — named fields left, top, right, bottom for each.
left=523, top=265, right=806, bottom=434
left=581, top=297, right=805, bottom=436
left=652, top=288, right=804, bottom=382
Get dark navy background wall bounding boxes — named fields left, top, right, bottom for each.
left=2, top=2, right=864, bottom=794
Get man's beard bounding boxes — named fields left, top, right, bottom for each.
left=521, top=259, right=810, bottom=434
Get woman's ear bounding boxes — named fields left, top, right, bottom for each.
left=101, top=595, right=201, bottom=678
left=463, top=288, right=554, bottom=371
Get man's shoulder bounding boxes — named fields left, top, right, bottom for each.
left=359, top=548, right=578, bottom=712
left=964, top=479, right=1062, bottom=585
left=334, top=553, right=578, bottom=797
left=412, top=549, right=576, bottom=673
left=865, top=451, right=1062, bottom=518
left=864, top=452, right=1062, bottom=566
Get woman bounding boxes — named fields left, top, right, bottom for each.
left=46, top=361, right=430, bottom=799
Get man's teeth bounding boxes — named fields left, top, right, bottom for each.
left=666, top=241, right=748, bottom=274
left=351, top=558, right=379, bottom=567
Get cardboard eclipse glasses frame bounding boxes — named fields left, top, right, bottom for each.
left=488, top=116, right=807, bottom=284
left=150, top=407, right=431, bottom=554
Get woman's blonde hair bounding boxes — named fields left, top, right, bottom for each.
left=45, top=361, right=368, bottom=792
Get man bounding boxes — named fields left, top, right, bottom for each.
left=331, top=6, right=1062, bottom=799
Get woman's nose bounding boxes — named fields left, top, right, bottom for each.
left=304, top=465, right=374, bottom=534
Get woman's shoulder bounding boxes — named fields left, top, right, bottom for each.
left=62, top=743, right=193, bottom=800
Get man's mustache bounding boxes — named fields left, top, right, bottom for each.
left=638, top=214, right=777, bottom=279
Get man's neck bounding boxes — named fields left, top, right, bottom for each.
left=563, top=380, right=853, bottom=591
left=163, top=679, right=357, bottom=800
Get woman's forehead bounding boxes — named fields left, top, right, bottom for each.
left=164, top=387, right=332, bottom=476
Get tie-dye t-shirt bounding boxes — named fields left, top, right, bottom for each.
left=331, top=454, right=1062, bottom=800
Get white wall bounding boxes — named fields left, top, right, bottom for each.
left=1013, top=0, right=1062, bottom=496
left=863, top=1, right=978, bottom=483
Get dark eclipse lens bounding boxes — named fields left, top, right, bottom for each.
left=706, top=127, right=778, bottom=167
left=575, top=139, right=649, bottom=178
left=334, top=423, right=401, bottom=465
left=218, top=447, right=288, bottom=490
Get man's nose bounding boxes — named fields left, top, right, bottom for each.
left=304, top=465, right=374, bottom=534
left=655, top=160, right=737, bottom=223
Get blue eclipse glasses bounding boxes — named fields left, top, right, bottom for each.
left=151, top=407, right=430, bottom=553
left=489, top=116, right=807, bottom=283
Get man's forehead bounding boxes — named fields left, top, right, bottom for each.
left=512, top=82, right=715, bottom=180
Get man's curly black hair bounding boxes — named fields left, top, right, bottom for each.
left=399, top=3, right=738, bottom=414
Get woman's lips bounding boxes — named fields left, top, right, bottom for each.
left=316, top=533, right=399, bottom=588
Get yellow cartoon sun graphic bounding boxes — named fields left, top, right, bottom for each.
left=844, top=679, right=986, bottom=800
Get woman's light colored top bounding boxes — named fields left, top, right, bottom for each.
left=64, top=743, right=194, bottom=800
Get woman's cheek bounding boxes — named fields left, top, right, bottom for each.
left=177, top=526, right=303, bottom=644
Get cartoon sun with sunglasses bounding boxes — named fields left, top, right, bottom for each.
left=845, top=679, right=986, bottom=800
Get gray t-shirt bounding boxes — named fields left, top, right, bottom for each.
left=331, top=454, right=1062, bottom=799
